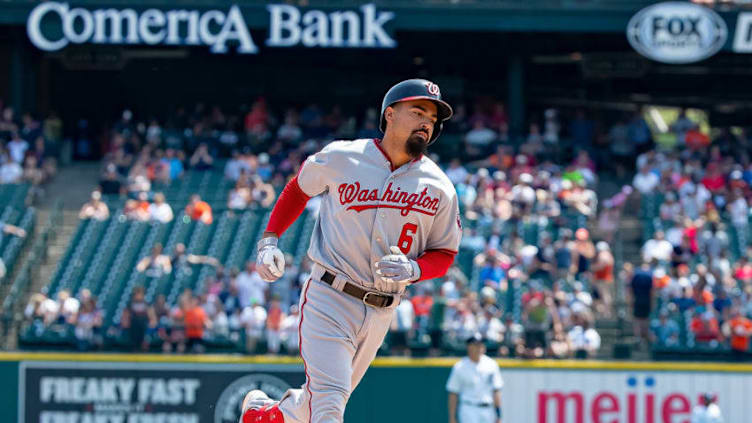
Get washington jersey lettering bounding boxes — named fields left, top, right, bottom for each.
left=297, top=138, right=461, bottom=293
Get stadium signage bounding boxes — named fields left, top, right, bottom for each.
left=499, top=369, right=750, bottom=423
left=266, top=4, right=395, bottom=48
left=733, top=13, right=752, bottom=52
left=19, top=361, right=303, bottom=423
left=26, top=2, right=396, bottom=53
left=626, top=2, right=727, bottom=64
left=537, top=389, right=702, bottom=423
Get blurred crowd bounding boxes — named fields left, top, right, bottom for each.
left=624, top=110, right=752, bottom=358
left=22, top=100, right=631, bottom=358
left=25, top=255, right=308, bottom=354
left=79, top=189, right=216, bottom=225
left=92, top=100, right=367, bottom=191
left=0, top=102, right=61, bottom=199
left=24, top=101, right=752, bottom=359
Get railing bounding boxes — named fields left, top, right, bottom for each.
left=1, top=200, right=63, bottom=343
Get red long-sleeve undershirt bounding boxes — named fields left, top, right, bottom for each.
left=266, top=177, right=457, bottom=282
left=265, top=176, right=310, bottom=237
left=416, top=249, right=457, bottom=282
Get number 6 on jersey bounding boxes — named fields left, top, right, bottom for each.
left=398, top=223, right=418, bottom=254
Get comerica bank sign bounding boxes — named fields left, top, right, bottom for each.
left=26, top=2, right=396, bottom=53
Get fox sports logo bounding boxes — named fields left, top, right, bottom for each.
left=627, top=2, right=727, bottom=64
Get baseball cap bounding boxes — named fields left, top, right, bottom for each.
left=466, top=333, right=484, bottom=344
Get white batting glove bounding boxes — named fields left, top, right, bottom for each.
left=374, top=246, right=421, bottom=292
left=256, top=237, right=285, bottom=282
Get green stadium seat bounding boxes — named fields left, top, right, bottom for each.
left=224, top=210, right=262, bottom=270
left=42, top=218, right=91, bottom=297
left=147, top=214, right=196, bottom=302
left=194, top=211, right=237, bottom=293
left=109, top=221, right=173, bottom=326
left=1, top=207, right=35, bottom=279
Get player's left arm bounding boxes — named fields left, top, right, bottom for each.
left=491, top=363, right=504, bottom=423
left=493, top=389, right=502, bottom=423
left=493, top=364, right=504, bottom=423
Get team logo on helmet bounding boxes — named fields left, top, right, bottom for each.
left=425, top=82, right=440, bottom=96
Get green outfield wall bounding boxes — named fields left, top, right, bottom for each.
left=2, top=352, right=752, bottom=423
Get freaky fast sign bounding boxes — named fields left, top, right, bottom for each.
left=19, top=361, right=304, bottom=423
left=26, top=2, right=396, bottom=53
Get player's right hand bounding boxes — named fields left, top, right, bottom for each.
left=256, top=237, right=285, bottom=282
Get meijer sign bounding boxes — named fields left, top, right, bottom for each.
left=627, top=1, right=727, bottom=64
left=26, top=2, right=396, bottom=53
left=501, top=368, right=751, bottom=423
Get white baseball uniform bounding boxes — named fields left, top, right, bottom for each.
left=277, top=138, right=462, bottom=423
left=691, top=404, right=724, bottom=423
left=446, top=355, right=504, bottom=423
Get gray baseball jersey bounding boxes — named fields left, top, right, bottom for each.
left=275, top=138, right=462, bottom=423
left=296, top=138, right=462, bottom=293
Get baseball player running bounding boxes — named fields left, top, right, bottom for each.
left=446, top=333, right=504, bottom=423
left=240, top=79, right=462, bottom=423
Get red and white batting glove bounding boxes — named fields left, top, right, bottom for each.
left=374, top=246, right=421, bottom=292
left=256, top=237, right=285, bottom=282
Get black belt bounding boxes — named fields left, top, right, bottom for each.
left=461, top=402, right=493, bottom=408
left=320, top=271, right=394, bottom=308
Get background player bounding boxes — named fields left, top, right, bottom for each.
left=446, top=333, right=504, bottom=423
left=691, top=393, right=724, bottom=423
left=240, top=78, right=462, bottom=423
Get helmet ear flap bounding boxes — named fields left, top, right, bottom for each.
left=428, top=121, right=442, bottom=145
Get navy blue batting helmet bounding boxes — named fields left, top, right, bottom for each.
left=379, top=79, right=453, bottom=144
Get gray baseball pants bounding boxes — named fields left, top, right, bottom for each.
left=278, top=270, right=397, bottom=423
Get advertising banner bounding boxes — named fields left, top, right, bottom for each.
left=18, top=361, right=305, bottom=423
left=500, top=367, right=752, bottom=423
left=7, top=355, right=752, bottom=423
left=626, top=1, right=728, bottom=64
left=25, top=2, right=397, bottom=54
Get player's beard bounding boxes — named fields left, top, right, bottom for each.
left=405, top=131, right=429, bottom=158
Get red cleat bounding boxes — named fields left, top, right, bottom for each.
left=240, top=390, right=283, bottom=423
left=242, top=403, right=283, bottom=423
